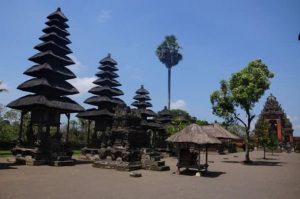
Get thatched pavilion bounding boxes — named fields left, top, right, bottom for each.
left=167, top=124, right=221, bottom=173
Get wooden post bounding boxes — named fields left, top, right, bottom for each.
left=205, top=144, right=208, bottom=172
left=87, top=120, right=91, bottom=145
left=18, top=111, right=25, bottom=144
left=66, top=113, right=70, bottom=143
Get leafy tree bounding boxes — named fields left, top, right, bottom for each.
left=268, top=132, right=279, bottom=155
left=210, top=59, right=274, bottom=162
left=156, top=35, right=182, bottom=110
left=254, top=119, right=270, bottom=159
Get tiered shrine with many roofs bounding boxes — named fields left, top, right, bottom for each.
left=7, top=8, right=84, bottom=165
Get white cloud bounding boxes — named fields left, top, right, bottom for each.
left=67, top=54, right=85, bottom=72
left=171, top=99, right=187, bottom=110
left=97, top=10, right=112, bottom=24
left=0, top=81, right=8, bottom=91
left=68, top=77, right=97, bottom=94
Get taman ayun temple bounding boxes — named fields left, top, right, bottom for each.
left=7, top=8, right=84, bottom=166
left=255, top=94, right=294, bottom=144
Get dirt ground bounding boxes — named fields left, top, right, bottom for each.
left=0, top=151, right=300, bottom=199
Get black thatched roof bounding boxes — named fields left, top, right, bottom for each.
left=76, top=108, right=114, bottom=119
left=133, top=94, right=151, bottom=101
left=84, top=96, right=124, bottom=106
left=24, top=63, right=76, bottom=80
left=131, top=101, right=152, bottom=108
left=93, top=78, right=121, bottom=87
left=29, top=51, right=74, bottom=66
left=47, top=7, right=68, bottom=22
left=88, top=86, right=124, bottom=96
left=34, top=41, right=72, bottom=55
left=96, top=71, right=119, bottom=78
left=8, top=7, right=83, bottom=114
left=166, top=124, right=221, bottom=145
left=7, top=94, right=84, bottom=113
left=136, top=85, right=149, bottom=95
left=39, top=33, right=71, bottom=45
left=99, top=53, right=118, bottom=65
left=18, top=77, right=78, bottom=96
left=77, top=54, right=124, bottom=121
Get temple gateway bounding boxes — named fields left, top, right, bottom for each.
left=256, top=94, right=294, bottom=145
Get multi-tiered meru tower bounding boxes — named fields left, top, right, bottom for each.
left=7, top=8, right=84, bottom=166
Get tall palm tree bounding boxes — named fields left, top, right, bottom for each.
left=156, top=35, right=182, bottom=110
left=0, top=81, right=7, bottom=93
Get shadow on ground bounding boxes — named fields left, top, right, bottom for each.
left=222, top=160, right=285, bottom=166
left=0, top=162, right=18, bottom=170
left=179, top=169, right=226, bottom=178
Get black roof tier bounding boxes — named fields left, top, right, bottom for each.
left=39, top=33, right=71, bottom=45
left=84, top=96, right=124, bottom=106
left=24, top=63, right=76, bottom=80
left=42, top=25, right=70, bottom=37
left=93, top=78, right=121, bottom=87
left=131, top=101, right=152, bottom=108
left=46, top=18, right=69, bottom=29
left=77, top=108, right=114, bottom=120
left=34, top=41, right=72, bottom=55
left=89, top=86, right=124, bottom=96
left=98, top=64, right=118, bottom=72
left=158, top=106, right=172, bottom=117
left=47, top=7, right=68, bottom=22
left=29, top=51, right=75, bottom=66
left=18, top=77, right=79, bottom=96
left=99, top=53, right=117, bottom=65
left=133, top=94, right=151, bottom=101
left=137, top=109, right=157, bottom=117
left=7, top=94, right=84, bottom=113
left=136, top=85, right=149, bottom=95
left=96, top=71, right=119, bottom=78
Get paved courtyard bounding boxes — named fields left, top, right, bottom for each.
left=0, top=151, right=300, bottom=199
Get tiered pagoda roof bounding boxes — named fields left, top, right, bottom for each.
left=131, top=85, right=160, bottom=129
left=77, top=54, right=125, bottom=120
left=132, top=85, right=157, bottom=119
left=8, top=8, right=84, bottom=113
left=156, top=106, right=172, bottom=124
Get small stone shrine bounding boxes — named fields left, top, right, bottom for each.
left=255, top=94, right=294, bottom=145
left=7, top=8, right=84, bottom=166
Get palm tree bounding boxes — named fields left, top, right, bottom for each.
left=0, top=81, right=7, bottom=93
left=156, top=35, right=182, bottom=110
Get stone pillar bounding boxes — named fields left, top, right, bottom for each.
left=87, top=120, right=91, bottom=145
left=276, top=120, right=282, bottom=142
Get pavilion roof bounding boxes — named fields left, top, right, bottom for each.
left=7, top=94, right=84, bottom=113
left=201, top=124, right=240, bottom=139
left=166, top=124, right=221, bottom=145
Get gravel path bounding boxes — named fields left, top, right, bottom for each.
left=0, top=151, right=300, bottom=199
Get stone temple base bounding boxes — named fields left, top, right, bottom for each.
left=141, top=149, right=170, bottom=171
left=12, top=147, right=75, bottom=166
left=93, top=159, right=142, bottom=171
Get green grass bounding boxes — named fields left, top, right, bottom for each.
left=72, top=150, right=81, bottom=156
left=0, top=150, right=12, bottom=157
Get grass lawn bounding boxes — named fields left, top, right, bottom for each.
left=0, top=150, right=12, bottom=157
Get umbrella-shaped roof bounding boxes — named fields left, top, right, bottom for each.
left=202, top=124, right=240, bottom=139
left=166, top=124, right=221, bottom=145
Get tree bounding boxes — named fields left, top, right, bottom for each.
left=254, top=119, right=270, bottom=159
left=268, top=132, right=279, bottom=155
left=156, top=35, right=182, bottom=110
left=210, top=59, right=274, bottom=162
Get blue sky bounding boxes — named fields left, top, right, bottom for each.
left=0, top=0, right=299, bottom=135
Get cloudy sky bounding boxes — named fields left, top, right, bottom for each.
left=0, top=0, right=299, bottom=135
